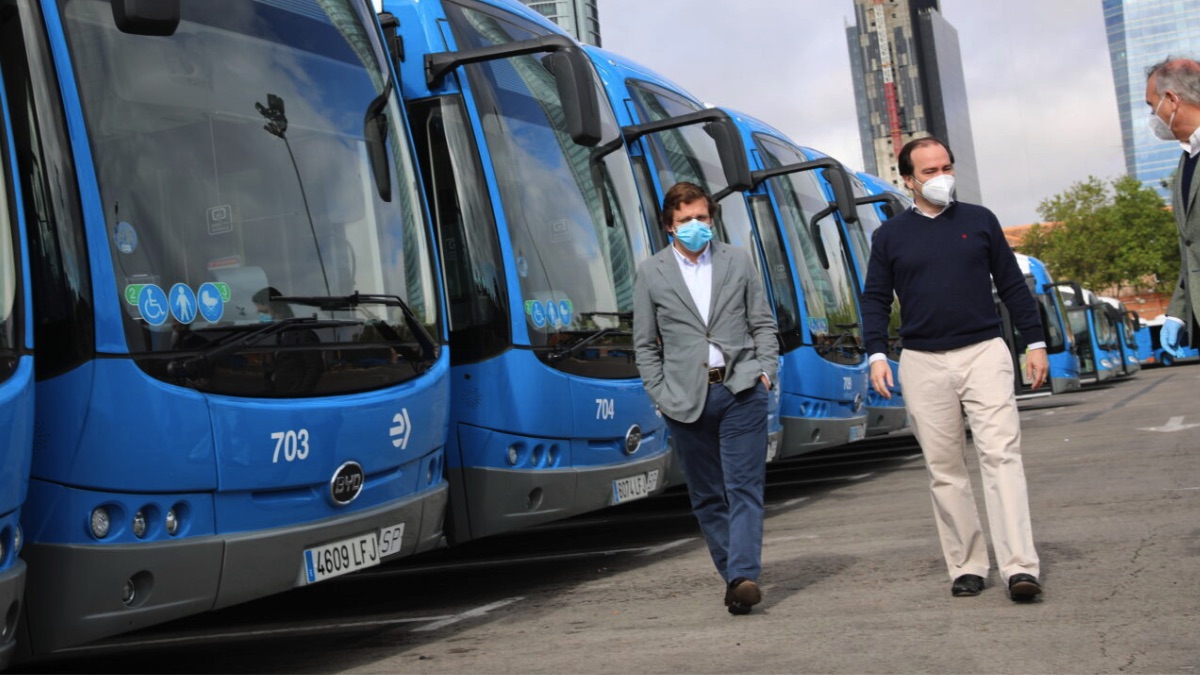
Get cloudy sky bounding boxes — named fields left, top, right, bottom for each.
left=596, top=0, right=1129, bottom=227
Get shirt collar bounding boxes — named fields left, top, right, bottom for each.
left=911, top=202, right=951, bottom=219
left=1183, top=126, right=1200, bottom=157
left=671, top=241, right=713, bottom=265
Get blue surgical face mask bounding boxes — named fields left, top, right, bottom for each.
left=259, top=312, right=273, bottom=323
left=673, top=219, right=714, bottom=252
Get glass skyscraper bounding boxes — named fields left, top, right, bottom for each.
left=519, top=0, right=601, bottom=46
left=845, top=0, right=981, bottom=203
left=1104, top=0, right=1200, bottom=200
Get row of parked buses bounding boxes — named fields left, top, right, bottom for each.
left=0, top=0, right=1141, bottom=664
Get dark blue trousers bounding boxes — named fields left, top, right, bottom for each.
left=665, top=382, right=768, bottom=583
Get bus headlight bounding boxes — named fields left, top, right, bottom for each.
left=132, top=510, right=147, bottom=538
left=506, top=445, right=519, bottom=466
left=12, top=526, right=19, bottom=554
left=165, top=508, right=179, bottom=536
left=90, top=507, right=111, bottom=539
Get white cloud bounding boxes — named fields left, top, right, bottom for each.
left=597, top=0, right=1127, bottom=226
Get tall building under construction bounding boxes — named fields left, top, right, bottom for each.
left=845, top=0, right=982, bottom=203
left=518, top=0, right=601, bottom=46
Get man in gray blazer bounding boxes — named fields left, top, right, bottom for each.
left=633, top=182, right=778, bottom=615
left=1146, top=57, right=1200, bottom=356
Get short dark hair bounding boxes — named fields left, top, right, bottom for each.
left=660, top=181, right=718, bottom=228
left=897, top=136, right=955, bottom=177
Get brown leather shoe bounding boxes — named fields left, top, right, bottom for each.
left=726, top=578, right=762, bottom=615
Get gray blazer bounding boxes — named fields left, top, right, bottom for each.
left=633, top=241, right=779, bottom=424
left=1166, top=151, right=1200, bottom=338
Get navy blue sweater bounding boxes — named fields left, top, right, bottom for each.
left=861, top=202, right=1044, bottom=355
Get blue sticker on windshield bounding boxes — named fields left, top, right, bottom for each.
left=545, top=299, right=560, bottom=327
left=197, top=282, right=224, bottom=323
left=114, top=221, right=138, bottom=254
left=516, top=256, right=529, bottom=278
left=558, top=299, right=573, bottom=325
left=529, top=300, right=546, bottom=328
left=137, top=285, right=169, bottom=326
left=169, top=283, right=198, bottom=324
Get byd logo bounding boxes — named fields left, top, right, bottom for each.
left=330, top=461, right=365, bottom=506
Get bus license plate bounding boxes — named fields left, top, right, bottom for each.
left=848, top=423, right=867, bottom=442
left=612, top=469, right=659, bottom=505
left=303, top=532, right=381, bottom=584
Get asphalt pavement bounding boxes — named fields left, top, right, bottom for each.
left=23, top=364, right=1200, bottom=674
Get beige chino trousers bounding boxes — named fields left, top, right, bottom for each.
left=899, top=337, right=1040, bottom=583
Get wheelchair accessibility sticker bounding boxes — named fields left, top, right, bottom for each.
left=137, top=284, right=169, bottom=326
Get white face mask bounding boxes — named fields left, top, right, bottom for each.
left=1149, top=95, right=1177, bottom=141
left=914, top=174, right=955, bottom=207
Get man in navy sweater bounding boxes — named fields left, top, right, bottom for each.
left=862, top=137, right=1048, bottom=602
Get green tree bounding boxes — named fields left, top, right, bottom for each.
left=1025, top=176, right=1177, bottom=295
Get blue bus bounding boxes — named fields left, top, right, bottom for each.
left=0, top=62, right=34, bottom=670
left=848, top=172, right=908, bottom=433
left=1011, top=254, right=1081, bottom=394
left=1056, top=285, right=1120, bottom=383
left=584, top=47, right=868, bottom=459
left=581, top=47, right=781, bottom=464
left=1139, top=317, right=1200, bottom=366
left=380, top=0, right=669, bottom=542
left=1099, top=296, right=1141, bottom=377
left=1134, top=318, right=1154, bottom=364
left=799, top=167, right=905, bottom=437
left=5, top=0, right=449, bottom=656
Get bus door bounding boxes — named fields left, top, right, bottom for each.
left=0, top=61, right=34, bottom=670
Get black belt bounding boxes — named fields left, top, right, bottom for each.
left=708, top=367, right=726, bottom=384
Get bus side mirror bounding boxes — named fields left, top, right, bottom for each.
left=543, top=48, right=602, bottom=147
left=704, top=119, right=752, bottom=192
left=111, top=0, right=180, bottom=36
left=881, top=193, right=905, bottom=219
left=821, top=164, right=858, bottom=224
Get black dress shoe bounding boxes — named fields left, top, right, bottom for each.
left=1008, top=573, right=1042, bottom=602
left=726, top=577, right=762, bottom=615
left=951, top=574, right=985, bottom=597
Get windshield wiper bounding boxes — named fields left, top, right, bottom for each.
left=166, top=317, right=359, bottom=378
left=578, top=310, right=633, bottom=323
left=544, top=326, right=633, bottom=363
left=815, top=323, right=865, bottom=357
left=273, top=292, right=438, bottom=359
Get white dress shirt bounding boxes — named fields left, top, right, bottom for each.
left=671, top=244, right=725, bottom=369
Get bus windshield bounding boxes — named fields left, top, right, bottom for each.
left=59, top=0, right=438, bottom=396
left=445, top=1, right=648, bottom=378
left=625, top=83, right=759, bottom=254
left=754, top=135, right=863, bottom=365
left=849, top=177, right=901, bottom=359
